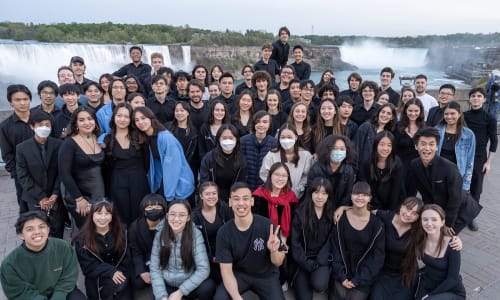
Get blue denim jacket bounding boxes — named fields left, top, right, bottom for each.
left=436, top=125, right=476, bottom=190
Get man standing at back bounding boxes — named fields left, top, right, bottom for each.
left=271, top=26, right=291, bottom=71
left=379, top=67, right=400, bottom=106
left=414, top=74, right=438, bottom=119
left=69, top=56, right=91, bottom=91
left=113, top=45, right=152, bottom=92
left=291, top=45, right=311, bottom=80
left=254, top=43, right=280, bottom=83
left=427, top=84, right=455, bottom=127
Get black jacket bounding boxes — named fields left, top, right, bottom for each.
left=198, top=123, right=217, bottom=159
left=307, top=162, right=355, bottom=209
left=330, top=212, right=385, bottom=288
left=271, top=39, right=290, bottom=68
left=128, top=218, right=156, bottom=278
left=15, top=137, right=62, bottom=205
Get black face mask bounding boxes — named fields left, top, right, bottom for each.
left=145, top=209, right=164, bottom=221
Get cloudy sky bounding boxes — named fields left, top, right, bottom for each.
left=1, top=0, right=499, bottom=37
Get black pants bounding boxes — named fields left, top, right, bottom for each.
left=26, top=200, right=65, bottom=238
left=166, top=278, right=216, bottom=300
left=331, top=280, right=369, bottom=300
left=109, top=169, right=149, bottom=225
left=66, top=287, right=87, bottom=300
left=85, top=276, right=132, bottom=300
left=293, top=265, right=330, bottom=300
left=13, top=176, right=28, bottom=214
left=214, top=271, right=284, bottom=300
left=470, top=155, right=487, bottom=202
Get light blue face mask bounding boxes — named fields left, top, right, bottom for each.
left=330, top=150, right=346, bottom=163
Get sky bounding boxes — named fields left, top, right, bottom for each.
left=1, top=0, right=499, bottom=37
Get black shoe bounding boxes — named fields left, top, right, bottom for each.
left=468, top=219, right=479, bottom=231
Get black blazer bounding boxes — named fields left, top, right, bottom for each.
left=15, top=137, right=62, bottom=205
left=406, top=155, right=463, bottom=228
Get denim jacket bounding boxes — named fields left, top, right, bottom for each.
left=436, top=125, right=476, bottom=190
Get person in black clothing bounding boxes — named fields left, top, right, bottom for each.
left=464, top=88, right=497, bottom=202
left=406, top=127, right=482, bottom=235
left=104, top=103, right=150, bottom=225
left=198, top=100, right=230, bottom=159
left=427, top=84, right=456, bottom=127
left=199, top=124, right=247, bottom=203
left=125, top=74, right=145, bottom=95
left=290, top=177, right=334, bottom=300
left=70, top=56, right=91, bottom=91
left=307, top=135, right=356, bottom=211
left=16, top=110, right=65, bottom=238
left=83, top=81, right=105, bottom=113
left=188, top=79, right=209, bottom=131
left=210, top=65, right=224, bottom=84
left=231, top=90, right=254, bottom=137
left=214, top=182, right=286, bottom=300
left=336, top=95, right=358, bottom=140
left=330, top=182, right=385, bottom=300
left=99, top=73, right=113, bottom=104
left=213, top=72, right=237, bottom=114
left=270, top=26, right=290, bottom=70
left=0, top=84, right=34, bottom=214
left=171, top=71, right=191, bottom=101
left=273, top=65, right=295, bottom=103
left=191, top=64, right=210, bottom=101
left=146, top=75, right=175, bottom=124
left=379, top=67, right=400, bottom=106
left=53, top=83, right=82, bottom=138
left=350, top=81, right=380, bottom=126
left=59, top=106, right=105, bottom=228
left=254, top=43, right=280, bottom=83
left=358, top=131, right=405, bottom=211
left=192, top=182, right=234, bottom=284
left=339, top=72, right=363, bottom=104
left=288, top=102, right=313, bottom=152
left=31, top=80, right=61, bottom=119
left=128, top=194, right=168, bottom=297
left=235, top=65, right=254, bottom=96
left=126, top=92, right=146, bottom=110
left=74, top=200, right=133, bottom=300
left=266, top=89, right=288, bottom=136
left=290, top=45, right=311, bottom=81
left=112, top=45, right=152, bottom=93
left=252, top=70, right=272, bottom=113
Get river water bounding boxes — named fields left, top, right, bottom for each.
left=0, top=40, right=470, bottom=110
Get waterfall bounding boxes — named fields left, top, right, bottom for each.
left=181, top=45, right=191, bottom=70
left=340, top=40, right=428, bottom=69
left=143, top=45, right=172, bottom=67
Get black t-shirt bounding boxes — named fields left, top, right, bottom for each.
left=216, top=215, right=278, bottom=278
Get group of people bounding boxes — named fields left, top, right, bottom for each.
left=0, top=26, right=496, bottom=300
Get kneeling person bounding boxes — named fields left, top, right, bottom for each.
left=214, top=182, right=286, bottom=300
left=0, top=211, right=85, bottom=300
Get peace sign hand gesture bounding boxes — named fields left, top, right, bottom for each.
left=267, top=224, right=281, bottom=253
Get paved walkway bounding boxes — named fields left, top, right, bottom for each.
left=0, top=160, right=499, bottom=299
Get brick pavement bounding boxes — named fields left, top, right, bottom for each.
left=1, top=159, right=500, bottom=299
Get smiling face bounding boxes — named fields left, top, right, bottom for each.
left=134, top=111, right=153, bottom=135
left=271, top=166, right=289, bottom=190
left=200, top=186, right=219, bottom=207
left=126, top=78, right=139, bottom=93
left=85, top=85, right=102, bottom=104
left=377, top=136, right=393, bottom=160
left=254, top=115, right=271, bottom=135
left=189, top=85, right=203, bottom=104
left=111, top=81, right=127, bottom=102
left=293, top=48, right=303, bottom=62
left=414, top=78, right=427, bottom=94
left=469, top=91, right=486, bottom=109
left=402, top=90, right=415, bottom=103
left=211, top=67, right=223, bottom=81
left=174, top=103, right=189, bottom=123
left=362, top=86, right=375, bottom=101
left=255, top=78, right=269, bottom=92
left=438, top=88, right=454, bottom=106
left=229, top=187, right=254, bottom=218
left=76, top=111, right=96, bottom=135
left=167, top=203, right=190, bottom=234
left=322, top=71, right=334, bottom=83
left=377, top=94, right=390, bottom=105
left=312, top=186, right=328, bottom=209
left=213, top=103, right=226, bottom=122
left=292, top=104, right=307, bottom=123
left=152, top=57, right=164, bottom=72
left=406, top=104, right=421, bottom=121
left=238, top=94, right=253, bottom=112
left=377, top=106, right=394, bottom=125
left=19, top=218, right=49, bottom=251
left=93, top=207, right=112, bottom=232
left=114, top=107, right=131, bottom=130
left=421, top=208, right=444, bottom=235
left=129, top=96, right=145, bottom=110
left=380, top=72, right=392, bottom=88
left=415, top=136, right=438, bottom=165
left=320, top=101, right=336, bottom=122
left=100, top=77, right=110, bottom=93
left=290, top=83, right=301, bottom=100
left=443, top=107, right=461, bottom=126
left=266, top=94, right=279, bottom=112
left=349, top=77, right=361, bottom=91
left=351, top=192, right=371, bottom=209
left=62, top=92, right=79, bottom=108
left=130, top=49, right=142, bottom=63
left=399, top=204, right=420, bottom=224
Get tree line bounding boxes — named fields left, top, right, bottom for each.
left=0, top=22, right=499, bottom=47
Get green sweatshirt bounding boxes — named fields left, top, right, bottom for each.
left=0, top=238, right=79, bottom=300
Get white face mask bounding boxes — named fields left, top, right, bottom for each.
left=220, top=139, right=236, bottom=152
left=34, top=126, right=51, bottom=138
left=280, top=138, right=295, bottom=150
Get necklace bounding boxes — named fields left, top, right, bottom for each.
left=79, top=134, right=97, bottom=154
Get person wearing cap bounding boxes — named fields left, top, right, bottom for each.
left=290, top=45, right=311, bottom=80
left=15, top=110, right=65, bottom=238
left=70, top=56, right=91, bottom=90
left=0, top=84, right=33, bottom=214
left=31, top=80, right=61, bottom=119
left=112, top=45, right=152, bottom=94
left=0, top=211, right=85, bottom=300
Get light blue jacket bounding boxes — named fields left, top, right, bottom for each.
left=149, top=130, right=195, bottom=201
left=149, top=221, right=210, bottom=299
left=436, top=125, right=476, bottom=190
left=96, top=102, right=113, bottom=144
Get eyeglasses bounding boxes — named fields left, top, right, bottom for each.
left=168, top=213, right=188, bottom=219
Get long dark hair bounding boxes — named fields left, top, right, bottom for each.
left=159, top=200, right=194, bottom=271
left=105, top=102, right=143, bottom=153
left=263, top=162, right=292, bottom=192
left=313, top=99, right=346, bottom=148
left=438, top=101, right=467, bottom=143
left=402, top=204, right=449, bottom=287
left=287, top=102, right=311, bottom=145
left=125, top=74, right=144, bottom=95
left=316, top=134, right=355, bottom=165
left=213, top=124, right=244, bottom=168
left=132, top=106, right=166, bottom=137
left=369, top=131, right=398, bottom=183
left=192, top=64, right=209, bottom=86
left=167, top=101, right=194, bottom=136
left=207, top=100, right=230, bottom=125
left=64, top=106, right=101, bottom=138
left=370, top=103, right=397, bottom=131
left=233, top=90, right=254, bottom=123
left=75, top=200, right=126, bottom=255
left=273, top=123, right=304, bottom=167
left=396, top=98, right=426, bottom=134
left=299, top=177, right=334, bottom=234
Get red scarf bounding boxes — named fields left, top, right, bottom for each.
left=253, top=186, right=298, bottom=237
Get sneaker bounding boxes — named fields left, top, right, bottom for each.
left=468, top=219, right=479, bottom=231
